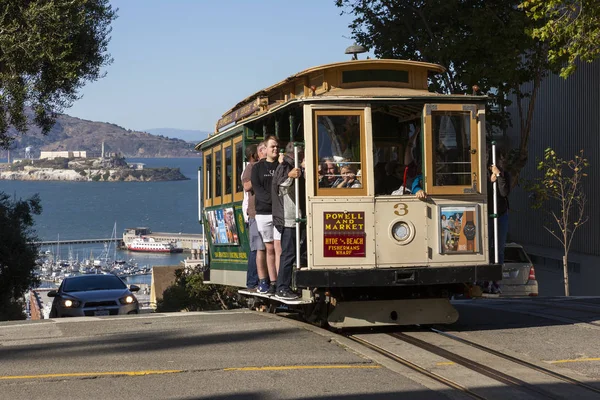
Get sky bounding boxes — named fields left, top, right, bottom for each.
left=66, top=0, right=370, bottom=134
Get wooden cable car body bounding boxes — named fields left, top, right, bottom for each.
left=196, top=59, right=501, bottom=328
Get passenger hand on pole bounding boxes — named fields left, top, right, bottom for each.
left=490, top=165, right=501, bottom=183
left=288, top=167, right=301, bottom=179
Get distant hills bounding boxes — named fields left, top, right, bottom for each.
left=145, top=128, right=210, bottom=143
left=1, top=110, right=210, bottom=159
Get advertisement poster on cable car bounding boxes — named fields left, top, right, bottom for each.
left=439, top=205, right=478, bottom=254
left=206, top=208, right=239, bottom=245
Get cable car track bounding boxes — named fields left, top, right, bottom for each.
left=429, top=327, right=600, bottom=395
left=347, top=328, right=600, bottom=399
left=346, top=334, right=487, bottom=400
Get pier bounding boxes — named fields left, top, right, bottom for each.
left=33, top=238, right=122, bottom=246
left=31, top=228, right=204, bottom=252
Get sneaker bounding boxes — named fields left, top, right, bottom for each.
left=275, top=290, right=299, bottom=301
left=257, top=279, right=269, bottom=294
left=245, top=286, right=257, bottom=293
left=267, top=284, right=276, bottom=295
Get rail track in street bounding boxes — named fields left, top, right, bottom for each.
left=346, top=327, right=600, bottom=400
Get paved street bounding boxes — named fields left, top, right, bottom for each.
left=2, top=298, right=600, bottom=399
left=0, top=311, right=449, bottom=400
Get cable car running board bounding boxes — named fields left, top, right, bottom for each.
left=238, top=289, right=314, bottom=305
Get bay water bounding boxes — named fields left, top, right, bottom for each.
left=0, top=157, right=203, bottom=286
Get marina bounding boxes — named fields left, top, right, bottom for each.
left=34, top=245, right=153, bottom=286
left=32, top=226, right=204, bottom=288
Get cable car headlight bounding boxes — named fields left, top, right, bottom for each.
left=392, top=221, right=412, bottom=243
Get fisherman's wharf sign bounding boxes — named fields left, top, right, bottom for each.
left=323, top=212, right=366, bottom=257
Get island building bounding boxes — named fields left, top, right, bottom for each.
left=40, top=150, right=88, bottom=159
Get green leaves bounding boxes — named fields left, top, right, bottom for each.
left=0, top=191, right=42, bottom=320
left=156, top=268, right=242, bottom=312
left=520, top=0, right=600, bottom=78
left=525, top=147, right=589, bottom=253
left=0, top=0, right=117, bottom=149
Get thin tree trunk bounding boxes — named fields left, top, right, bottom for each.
left=563, top=255, right=570, bottom=297
left=215, top=290, right=229, bottom=310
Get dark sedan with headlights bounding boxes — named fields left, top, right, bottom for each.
left=48, top=274, right=140, bottom=317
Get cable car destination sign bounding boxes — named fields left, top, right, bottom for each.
left=323, top=212, right=366, bottom=257
left=217, top=98, right=261, bottom=130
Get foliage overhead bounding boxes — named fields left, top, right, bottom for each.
left=0, top=0, right=117, bottom=149
left=335, top=0, right=554, bottom=177
left=520, top=0, right=600, bottom=78
left=0, top=192, right=42, bottom=320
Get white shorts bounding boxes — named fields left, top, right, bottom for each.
left=273, top=226, right=282, bottom=241
left=248, top=218, right=266, bottom=251
left=255, top=214, right=274, bottom=243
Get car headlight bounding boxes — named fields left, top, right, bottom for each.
left=62, top=299, right=81, bottom=308
left=119, top=295, right=137, bottom=305
left=392, top=221, right=411, bottom=242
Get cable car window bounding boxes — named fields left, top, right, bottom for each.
left=431, top=112, right=472, bottom=187
left=316, top=113, right=363, bottom=191
left=205, top=152, right=212, bottom=202
left=371, top=111, right=421, bottom=196
left=224, top=145, right=233, bottom=195
left=215, top=149, right=222, bottom=197
left=235, top=140, right=243, bottom=193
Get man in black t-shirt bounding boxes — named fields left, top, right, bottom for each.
left=250, top=135, right=279, bottom=294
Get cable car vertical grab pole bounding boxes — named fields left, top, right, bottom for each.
left=491, top=141, right=499, bottom=264
left=290, top=113, right=301, bottom=271
left=294, top=144, right=301, bottom=270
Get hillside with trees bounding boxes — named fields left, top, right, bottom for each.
left=2, top=110, right=200, bottom=159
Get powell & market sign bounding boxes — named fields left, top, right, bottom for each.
left=323, top=212, right=366, bottom=257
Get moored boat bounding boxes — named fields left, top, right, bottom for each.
left=125, top=237, right=183, bottom=253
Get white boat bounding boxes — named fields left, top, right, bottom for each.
left=125, top=237, right=182, bottom=253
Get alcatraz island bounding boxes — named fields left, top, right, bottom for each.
left=0, top=146, right=188, bottom=182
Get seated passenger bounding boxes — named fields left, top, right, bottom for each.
left=373, top=162, right=388, bottom=195
left=335, top=164, right=361, bottom=188
left=319, top=158, right=339, bottom=188
left=383, top=161, right=403, bottom=194
left=375, top=126, right=421, bottom=196
left=411, top=175, right=427, bottom=199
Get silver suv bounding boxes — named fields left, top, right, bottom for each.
left=501, top=243, right=539, bottom=297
